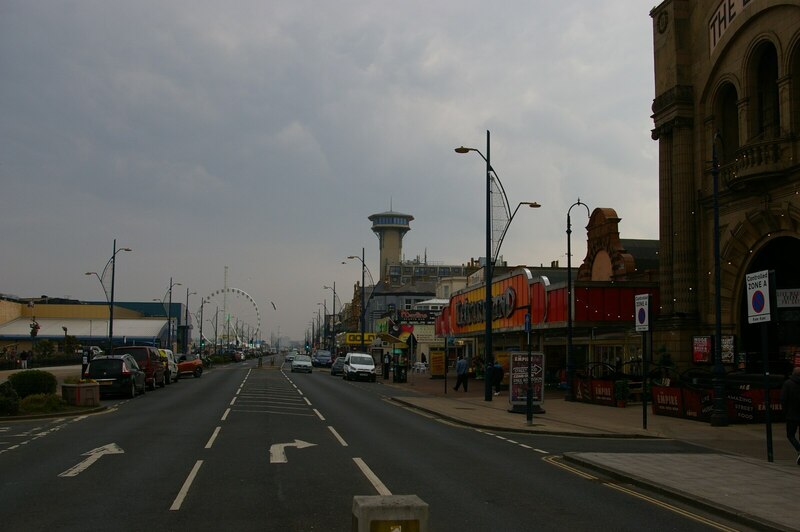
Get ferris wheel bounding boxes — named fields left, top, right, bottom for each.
left=202, top=287, right=261, bottom=345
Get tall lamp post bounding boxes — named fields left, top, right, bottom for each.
left=565, top=199, right=590, bottom=401
left=184, top=289, right=196, bottom=353
left=166, top=278, right=181, bottom=351
left=346, top=248, right=377, bottom=353
left=710, top=134, right=728, bottom=426
left=85, top=238, right=132, bottom=353
left=323, top=284, right=337, bottom=356
left=456, top=130, right=540, bottom=401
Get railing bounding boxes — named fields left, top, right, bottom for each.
left=719, top=136, right=795, bottom=188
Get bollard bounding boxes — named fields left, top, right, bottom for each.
left=352, top=495, right=428, bottom=532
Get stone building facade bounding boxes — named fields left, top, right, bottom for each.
left=650, top=0, right=800, bottom=372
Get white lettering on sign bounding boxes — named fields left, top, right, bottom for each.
left=709, top=0, right=755, bottom=53
left=777, top=289, right=800, bottom=308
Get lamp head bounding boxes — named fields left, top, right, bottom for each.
left=85, top=271, right=96, bottom=276
left=121, top=247, right=132, bottom=252
left=454, top=146, right=473, bottom=154
left=525, top=202, right=542, bottom=208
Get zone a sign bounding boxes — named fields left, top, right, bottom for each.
left=746, top=270, right=772, bottom=324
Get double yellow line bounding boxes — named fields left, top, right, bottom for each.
left=543, top=456, right=739, bottom=532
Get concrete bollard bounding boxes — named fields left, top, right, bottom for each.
left=352, top=495, right=428, bottom=532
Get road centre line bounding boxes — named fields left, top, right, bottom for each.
left=303, top=397, right=312, bottom=406
left=327, top=426, right=348, bottom=447
left=353, top=458, right=391, bottom=496
left=236, top=387, right=242, bottom=395
left=205, top=427, right=222, bottom=449
left=170, top=460, right=203, bottom=511
left=313, top=409, right=325, bottom=421
left=230, top=397, right=237, bottom=406
left=221, top=408, right=230, bottom=421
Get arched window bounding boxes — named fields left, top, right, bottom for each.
left=791, top=43, right=800, bottom=134
left=715, top=82, right=740, bottom=162
left=753, top=44, right=780, bottom=139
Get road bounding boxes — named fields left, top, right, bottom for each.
left=0, top=357, right=751, bottom=531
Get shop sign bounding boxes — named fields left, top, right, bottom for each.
left=590, top=380, right=615, bottom=406
left=709, top=0, right=756, bottom=53
left=398, top=309, right=437, bottom=324
left=455, top=287, right=516, bottom=326
left=508, top=351, right=544, bottom=408
left=344, top=333, right=376, bottom=345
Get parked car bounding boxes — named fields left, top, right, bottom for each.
left=176, top=353, right=204, bottom=378
left=158, top=348, right=180, bottom=384
left=84, top=354, right=146, bottom=398
left=312, top=350, right=332, bottom=367
left=285, top=350, right=298, bottom=362
left=342, top=352, right=376, bottom=382
left=112, top=346, right=166, bottom=390
left=290, top=354, right=313, bottom=373
left=330, top=357, right=345, bottom=376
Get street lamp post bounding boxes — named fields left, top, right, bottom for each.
left=566, top=199, right=590, bottom=402
left=323, top=284, right=337, bottom=356
left=166, top=278, right=181, bottom=351
left=346, top=248, right=377, bottom=354
left=456, top=130, right=540, bottom=401
left=85, top=238, right=132, bottom=353
left=710, top=135, right=728, bottom=426
left=184, top=289, right=196, bottom=353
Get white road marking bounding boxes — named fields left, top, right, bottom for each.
left=534, top=448, right=549, bottom=454
left=58, top=443, right=124, bottom=478
left=205, top=427, right=221, bottom=449
left=221, top=408, right=231, bottom=421
left=303, top=397, right=312, bottom=406
left=170, top=460, right=203, bottom=511
left=269, top=440, right=317, bottom=464
left=353, top=458, right=391, bottom=496
left=313, top=409, right=325, bottom=420
left=230, top=397, right=237, bottom=406
left=328, top=426, right=348, bottom=447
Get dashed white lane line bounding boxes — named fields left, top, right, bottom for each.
left=328, top=426, right=348, bottom=447
left=170, top=460, right=203, bottom=511
left=314, top=409, right=325, bottom=421
left=303, top=397, right=312, bottom=406
left=205, top=427, right=221, bottom=449
left=230, top=397, right=237, bottom=406
left=221, top=408, right=231, bottom=421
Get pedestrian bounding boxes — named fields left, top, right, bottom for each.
left=780, top=366, right=800, bottom=465
left=492, top=360, right=503, bottom=396
left=453, top=354, right=468, bottom=392
left=20, top=350, right=28, bottom=369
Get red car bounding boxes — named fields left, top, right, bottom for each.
left=176, top=353, right=204, bottom=378
left=113, top=346, right=166, bottom=390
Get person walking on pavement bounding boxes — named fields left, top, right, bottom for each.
left=780, top=366, right=800, bottom=465
left=453, top=354, right=468, bottom=392
left=20, top=350, right=28, bottom=369
left=492, top=360, right=503, bottom=396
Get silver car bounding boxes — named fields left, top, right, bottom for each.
left=290, top=354, right=313, bottom=373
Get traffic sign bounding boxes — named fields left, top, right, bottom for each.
left=746, top=270, right=772, bottom=324
left=635, top=294, right=650, bottom=332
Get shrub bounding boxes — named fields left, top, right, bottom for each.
left=19, top=393, right=66, bottom=414
left=7, top=370, right=57, bottom=398
left=0, top=381, right=20, bottom=415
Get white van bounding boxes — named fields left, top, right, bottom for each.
left=343, top=352, right=376, bottom=382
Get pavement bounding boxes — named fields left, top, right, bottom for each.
left=3, top=364, right=799, bottom=530
left=380, top=369, right=800, bottom=532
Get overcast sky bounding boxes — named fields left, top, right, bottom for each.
left=0, top=1, right=658, bottom=342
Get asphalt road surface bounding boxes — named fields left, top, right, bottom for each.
left=0, top=358, right=750, bottom=531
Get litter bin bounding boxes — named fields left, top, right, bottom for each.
left=393, top=364, right=407, bottom=383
